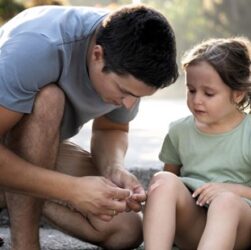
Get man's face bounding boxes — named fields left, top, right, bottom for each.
left=88, top=45, right=156, bottom=109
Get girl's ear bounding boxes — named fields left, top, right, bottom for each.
left=233, top=90, right=246, bottom=104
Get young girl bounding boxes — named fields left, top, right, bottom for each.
left=143, top=37, right=251, bottom=250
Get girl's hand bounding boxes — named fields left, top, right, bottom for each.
left=192, top=183, right=230, bottom=206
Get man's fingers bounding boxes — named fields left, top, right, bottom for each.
left=106, top=198, right=127, bottom=213
left=126, top=198, right=142, bottom=212
left=131, top=193, right=146, bottom=202
left=112, top=187, right=130, bottom=200
left=98, top=214, right=113, bottom=222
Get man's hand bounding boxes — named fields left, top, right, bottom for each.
left=70, top=176, right=131, bottom=221
left=106, top=168, right=146, bottom=212
left=91, top=116, right=146, bottom=212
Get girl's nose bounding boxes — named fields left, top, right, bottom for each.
left=193, top=93, right=203, bottom=105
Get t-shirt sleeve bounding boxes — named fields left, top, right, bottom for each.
left=159, top=124, right=182, bottom=165
left=105, top=98, right=140, bottom=123
left=0, top=32, right=60, bottom=113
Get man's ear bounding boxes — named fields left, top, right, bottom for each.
left=233, top=90, right=246, bottom=104
left=92, top=45, right=104, bottom=62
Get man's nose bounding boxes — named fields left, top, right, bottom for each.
left=122, top=96, right=138, bottom=109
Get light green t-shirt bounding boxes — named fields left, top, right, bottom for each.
left=159, top=115, right=251, bottom=192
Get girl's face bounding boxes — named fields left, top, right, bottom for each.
left=185, top=61, right=244, bottom=132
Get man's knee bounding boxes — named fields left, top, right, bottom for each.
left=56, top=141, right=99, bottom=176
left=33, top=84, right=65, bottom=125
left=100, top=212, right=143, bottom=250
left=5, top=84, right=65, bottom=146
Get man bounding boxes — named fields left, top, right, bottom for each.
left=0, top=4, right=178, bottom=250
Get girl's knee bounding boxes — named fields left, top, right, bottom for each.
left=209, top=192, right=243, bottom=213
left=151, top=171, right=178, bottom=182
left=148, top=171, right=180, bottom=196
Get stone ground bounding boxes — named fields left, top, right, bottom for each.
left=0, top=227, right=144, bottom=250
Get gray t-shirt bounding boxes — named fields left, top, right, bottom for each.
left=0, top=6, right=139, bottom=139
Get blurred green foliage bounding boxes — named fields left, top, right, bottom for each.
left=143, top=0, right=251, bottom=63
left=0, top=0, right=24, bottom=24
left=1, top=0, right=250, bottom=64
left=0, top=0, right=68, bottom=24
left=203, top=0, right=251, bottom=39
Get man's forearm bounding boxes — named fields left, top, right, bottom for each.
left=0, top=143, right=75, bottom=202
left=91, top=129, right=128, bottom=176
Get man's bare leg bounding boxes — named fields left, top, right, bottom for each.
left=43, top=142, right=143, bottom=250
left=44, top=202, right=142, bottom=250
left=4, top=85, right=65, bottom=250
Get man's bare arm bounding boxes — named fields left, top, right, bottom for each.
left=0, top=107, right=130, bottom=219
left=91, top=115, right=146, bottom=212
left=91, top=115, right=129, bottom=176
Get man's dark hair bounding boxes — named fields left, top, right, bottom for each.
left=96, top=4, right=178, bottom=89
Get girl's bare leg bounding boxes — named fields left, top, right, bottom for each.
left=198, top=192, right=251, bottom=250
left=143, top=172, right=206, bottom=250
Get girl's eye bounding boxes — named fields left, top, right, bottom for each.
left=188, top=89, right=195, bottom=94
left=205, top=92, right=214, bottom=97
